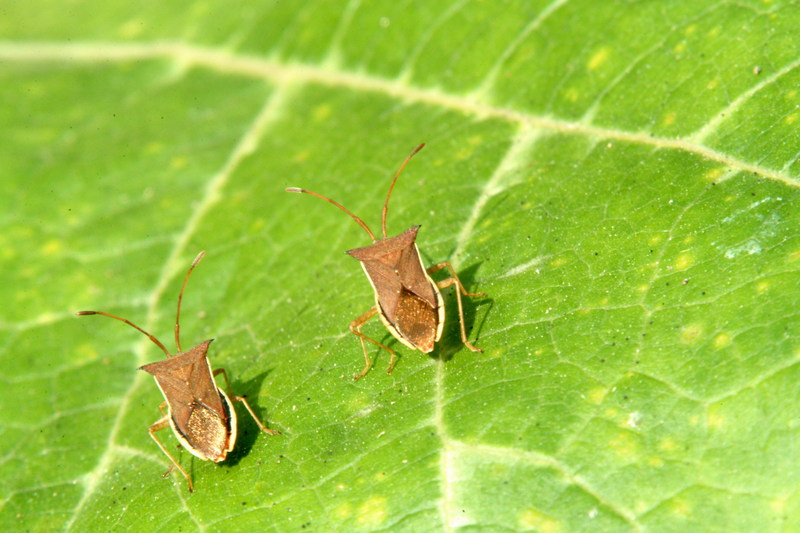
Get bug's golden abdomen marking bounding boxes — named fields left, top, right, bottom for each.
left=184, top=404, right=228, bottom=461
left=395, top=288, right=437, bottom=352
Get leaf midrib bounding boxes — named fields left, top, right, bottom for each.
left=0, top=40, right=796, bottom=188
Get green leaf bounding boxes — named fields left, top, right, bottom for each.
left=2, top=1, right=799, bottom=531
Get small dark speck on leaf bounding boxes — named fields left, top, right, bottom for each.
left=682, top=279, right=689, bottom=285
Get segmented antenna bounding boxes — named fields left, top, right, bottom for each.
left=175, top=251, right=206, bottom=353
left=76, top=310, right=171, bottom=357
left=381, top=143, right=424, bottom=238
left=285, top=187, right=377, bottom=241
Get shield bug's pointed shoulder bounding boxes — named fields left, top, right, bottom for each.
left=286, top=143, right=487, bottom=379
left=77, top=252, right=279, bottom=492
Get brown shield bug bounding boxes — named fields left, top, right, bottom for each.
left=77, top=251, right=279, bottom=492
left=287, top=143, right=486, bottom=379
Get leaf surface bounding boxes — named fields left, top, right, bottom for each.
left=1, top=1, right=799, bottom=532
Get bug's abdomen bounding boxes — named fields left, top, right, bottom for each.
left=394, top=288, right=438, bottom=352
left=182, top=403, right=230, bottom=462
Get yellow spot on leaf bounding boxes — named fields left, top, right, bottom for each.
left=637, top=284, right=650, bottom=293
left=756, top=280, right=770, bottom=293
left=550, top=257, right=567, bottom=268
left=118, top=19, right=145, bottom=39
left=671, top=497, right=691, bottom=517
left=357, top=497, right=388, bottom=527
left=771, top=495, right=788, bottom=513
left=519, top=509, right=561, bottom=532
left=334, top=502, right=352, bottom=519
left=75, top=343, right=99, bottom=362
left=675, top=253, right=693, bottom=271
left=170, top=156, right=187, bottom=169
left=610, top=431, right=640, bottom=458
left=564, top=87, right=580, bottom=102
left=788, top=249, right=800, bottom=261
left=588, top=387, right=607, bottom=404
left=659, top=438, right=678, bottom=452
left=313, top=104, right=332, bottom=122
left=145, top=141, right=163, bottom=154
left=706, top=78, right=718, bottom=90
left=347, top=393, right=370, bottom=414
left=680, top=324, right=703, bottom=344
left=648, top=456, right=664, bottom=467
left=713, top=333, right=731, bottom=349
left=707, top=27, right=721, bottom=38
left=250, top=218, right=265, bottom=233
left=42, top=239, right=62, bottom=256
left=684, top=24, right=697, bottom=35
left=704, top=167, right=726, bottom=181
left=648, top=234, right=663, bottom=245
left=293, top=150, right=310, bottom=163
left=784, top=113, right=798, bottom=125
left=587, top=47, right=611, bottom=71
left=604, top=407, right=619, bottom=419
left=787, top=90, right=797, bottom=100
left=662, top=112, right=676, bottom=126
left=674, top=42, right=686, bottom=54
left=707, top=409, right=724, bottom=429
left=456, top=146, right=474, bottom=160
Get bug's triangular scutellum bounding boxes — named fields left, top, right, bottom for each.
left=287, top=144, right=486, bottom=379
left=77, top=251, right=280, bottom=492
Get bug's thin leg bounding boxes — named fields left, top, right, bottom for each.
left=428, top=262, right=485, bottom=353
left=148, top=414, right=193, bottom=493
left=350, top=306, right=396, bottom=379
left=157, top=401, right=168, bottom=417
left=427, top=262, right=486, bottom=298
left=212, top=368, right=280, bottom=435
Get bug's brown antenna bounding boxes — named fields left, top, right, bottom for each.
left=175, top=251, right=206, bottom=353
left=285, top=187, right=377, bottom=241
left=381, top=143, right=425, bottom=238
left=76, top=310, right=171, bottom=357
